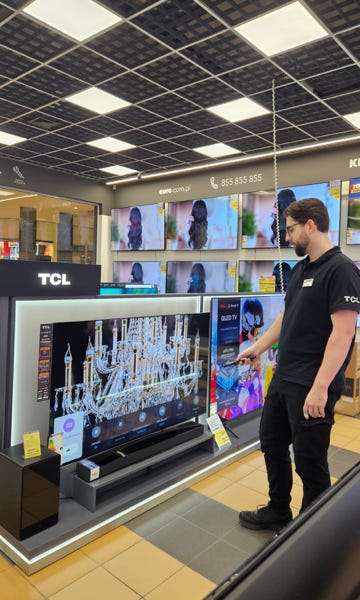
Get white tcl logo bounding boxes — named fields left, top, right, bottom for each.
left=344, top=295, right=360, bottom=304
left=38, top=273, right=71, bottom=286
left=349, top=158, right=360, bottom=168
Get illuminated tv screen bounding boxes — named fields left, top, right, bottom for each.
left=40, top=312, right=209, bottom=464
left=346, top=178, right=360, bottom=244
left=111, top=203, right=165, bottom=251
left=166, top=195, right=239, bottom=250
left=166, top=261, right=237, bottom=294
left=241, top=181, right=341, bottom=249
left=112, top=261, right=166, bottom=293
left=238, top=260, right=298, bottom=293
left=210, top=295, right=284, bottom=421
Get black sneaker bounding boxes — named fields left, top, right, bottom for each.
left=239, top=504, right=292, bottom=531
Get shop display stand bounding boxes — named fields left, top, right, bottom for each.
left=65, top=427, right=215, bottom=512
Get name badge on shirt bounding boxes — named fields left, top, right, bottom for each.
left=302, top=278, right=314, bottom=287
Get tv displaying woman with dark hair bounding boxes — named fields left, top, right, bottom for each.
left=130, top=262, right=144, bottom=284
left=128, top=206, right=142, bottom=250
left=272, top=261, right=292, bottom=292
left=187, top=262, right=206, bottom=293
left=271, top=189, right=296, bottom=247
left=188, top=199, right=208, bottom=249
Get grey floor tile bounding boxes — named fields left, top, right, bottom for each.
left=126, top=503, right=177, bottom=538
left=181, top=497, right=238, bottom=537
left=157, top=488, right=207, bottom=516
left=222, top=524, right=274, bottom=556
left=330, top=447, right=360, bottom=466
left=147, top=516, right=218, bottom=564
left=188, top=539, right=248, bottom=584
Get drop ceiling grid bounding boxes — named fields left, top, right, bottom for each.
left=0, top=0, right=358, bottom=181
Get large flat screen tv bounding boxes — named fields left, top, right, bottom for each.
left=111, top=203, right=165, bottom=251
left=166, top=261, right=236, bottom=294
left=210, top=295, right=284, bottom=421
left=166, top=195, right=239, bottom=250
left=40, top=311, right=209, bottom=464
left=112, top=260, right=166, bottom=293
left=238, top=260, right=298, bottom=293
left=241, top=180, right=341, bottom=248
left=346, top=177, right=360, bottom=244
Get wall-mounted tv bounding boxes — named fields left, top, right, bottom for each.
left=166, top=195, right=239, bottom=250
left=209, top=295, right=284, bottom=421
left=40, top=312, right=209, bottom=464
left=112, top=261, right=166, bottom=294
left=166, top=261, right=237, bottom=294
left=111, top=203, right=165, bottom=251
left=346, top=178, right=360, bottom=244
left=238, top=260, right=298, bottom=293
left=241, top=181, right=341, bottom=249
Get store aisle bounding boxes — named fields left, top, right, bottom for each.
left=0, top=414, right=359, bottom=600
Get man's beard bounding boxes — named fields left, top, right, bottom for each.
left=294, top=242, right=307, bottom=257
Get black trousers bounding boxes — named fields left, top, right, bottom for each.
left=260, top=376, right=339, bottom=513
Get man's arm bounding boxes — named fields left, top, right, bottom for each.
left=303, top=310, right=358, bottom=419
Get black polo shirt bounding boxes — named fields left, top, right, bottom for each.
left=276, top=246, right=360, bottom=393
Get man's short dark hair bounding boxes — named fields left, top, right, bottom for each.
left=283, top=198, right=329, bottom=232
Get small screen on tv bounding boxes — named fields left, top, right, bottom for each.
left=346, top=178, right=360, bottom=244
left=241, top=181, right=341, bottom=249
left=41, top=312, right=209, bottom=464
left=166, top=195, right=239, bottom=250
left=113, top=261, right=166, bottom=293
left=238, top=260, right=298, bottom=293
left=210, top=295, right=284, bottom=421
left=111, top=203, right=165, bottom=251
left=166, top=261, right=236, bottom=294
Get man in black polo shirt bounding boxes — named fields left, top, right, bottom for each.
left=237, top=198, right=360, bottom=531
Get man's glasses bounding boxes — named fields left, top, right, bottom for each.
left=285, top=223, right=302, bottom=236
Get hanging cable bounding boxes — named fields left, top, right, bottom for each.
left=272, top=78, right=284, bottom=294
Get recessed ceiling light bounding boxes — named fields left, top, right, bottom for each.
left=194, top=143, right=241, bottom=158
left=0, top=131, right=27, bottom=146
left=207, top=97, right=269, bottom=123
left=234, top=1, right=328, bottom=56
left=65, top=87, right=130, bottom=115
left=100, top=165, right=138, bottom=176
left=342, top=112, right=360, bottom=129
left=87, top=137, right=135, bottom=152
left=23, top=0, right=122, bottom=42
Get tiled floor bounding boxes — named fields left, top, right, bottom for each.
left=1, top=413, right=360, bottom=600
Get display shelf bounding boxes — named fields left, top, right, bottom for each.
left=0, top=415, right=261, bottom=574
left=72, top=428, right=214, bottom=511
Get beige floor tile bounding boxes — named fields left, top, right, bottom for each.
left=330, top=431, right=355, bottom=447
left=335, top=416, right=360, bottom=431
left=104, top=539, right=183, bottom=596
left=213, top=481, right=268, bottom=511
left=190, top=472, right=233, bottom=497
left=0, top=566, right=44, bottom=600
left=144, top=565, right=216, bottom=600
left=238, top=451, right=264, bottom=468
left=23, top=549, right=97, bottom=597
left=0, top=553, right=12, bottom=573
left=49, top=566, right=140, bottom=600
left=217, top=461, right=255, bottom=482
left=238, top=469, right=269, bottom=494
left=343, top=437, right=360, bottom=453
left=82, top=525, right=142, bottom=563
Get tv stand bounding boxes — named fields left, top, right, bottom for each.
left=77, top=421, right=205, bottom=481
left=71, top=424, right=215, bottom=511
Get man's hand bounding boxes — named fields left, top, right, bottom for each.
left=303, top=385, right=328, bottom=419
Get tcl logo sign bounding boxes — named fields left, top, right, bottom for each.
left=38, top=273, right=71, bottom=286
